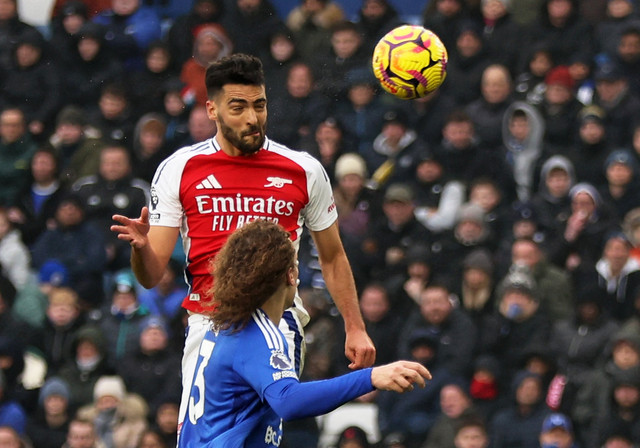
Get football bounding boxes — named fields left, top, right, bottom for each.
left=372, top=25, right=448, bottom=100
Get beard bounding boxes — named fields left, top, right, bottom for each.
left=218, top=115, right=266, bottom=155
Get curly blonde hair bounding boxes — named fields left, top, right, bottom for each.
left=208, top=220, right=295, bottom=330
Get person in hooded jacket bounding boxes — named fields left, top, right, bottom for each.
left=0, top=28, right=61, bottom=140
left=443, top=19, right=490, bottom=107
left=167, top=0, right=226, bottom=72
left=57, top=325, right=115, bottom=410
left=523, top=0, right=595, bottom=66
left=0, top=0, right=39, bottom=72
left=500, top=101, right=545, bottom=202
left=531, top=155, right=575, bottom=241
left=62, top=22, right=125, bottom=114
left=48, top=0, right=89, bottom=70
left=179, top=24, right=232, bottom=107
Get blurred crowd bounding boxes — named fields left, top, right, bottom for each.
left=1, top=0, right=640, bottom=447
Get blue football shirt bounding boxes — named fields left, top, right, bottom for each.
left=179, top=309, right=296, bottom=447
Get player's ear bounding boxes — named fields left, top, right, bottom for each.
left=206, top=100, right=218, bottom=121
left=287, top=268, right=296, bottom=287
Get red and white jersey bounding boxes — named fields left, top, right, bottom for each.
left=149, top=136, right=337, bottom=317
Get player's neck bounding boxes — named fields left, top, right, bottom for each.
left=260, top=286, right=289, bottom=324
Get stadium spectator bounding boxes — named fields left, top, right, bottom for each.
left=167, top=0, right=226, bottom=72
left=7, top=147, right=65, bottom=248
left=61, top=418, right=106, bottom=448
left=0, top=0, right=39, bottom=71
left=312, top=21, right=370, bottom=103
left=72, top=144, right=149, bottom=272
left=92, top=0, right=162, bottom=73
left=547, top=183, right=618, bottom=278
left=500, top=102, right=545, bottom=202
left=497, top=237, right=574, bottom=322
left=480, top=266, right=552, bottom=383
left=538, top=413, right=579, bottom=448
left=377, top=330, right=451, bottom=447
left=57, top=325, right=114, bottom=410
left=220, top=0, right=284, bottom=57
left=116, top=315, right=181, bottom=411
left=514, top=44, right=554, bottom=104
left=465, top=64, right=513, bottom=150
left=572, top=332, right=640, bottom=445
left=334, top=68, right=387, bottom=156
left=267, top=62, right=329, bottom=149
left=480, top=0, right=523, bottom=74
left=0, top=108, right=37, bottom=207
left=538, top=65, right=583, bottom=153
left=548, top=285, right=619, bottom=414
left=48, top=0, right=89, bottom=69
left=422, top=380, right=480, bottom=448
left=76, top=375, right=148, bottom=448
left=25, top=377, right=72, bottom=448
left=35, top=287, right=86, bottom=375
left=599, top=149, right=640, bottom=222
left=128, top=42, right=176, bottom=119
left=131, top=113, right=170, bottom=184
left=592, top=61, right=640, bottom=147
left=86, top=84, right=136, bottom=148
left=356, top=0, right=403, bottom=56
left=300, top=117, right=349, bottom=185
left=31, top=194, right=107, bottom=309
left=62, top=22, right=125, bottom=114
left=525, top=0, right=596, bottom=66
left=531, top=155, right=575, bottom=240
left=488, top=370, right=549, bottom=448
left=89, top=271, right=149, bottom=362
left=412, top=151, right=465, bottom=235
left=179, top=24, right=232, bottom=107
left=261, top=25, right=301, bottom=100
left=286, top=0, right=345, bottom=62
left=0, top=28, right=60, bottom=139
left=422, top=0, right=470, bottom=55
left=361, top=183, right=432, bottom=281
left=48, top=106, right=106, bottom=185
left=565, top=105, right=610, bottom=189
left=452, top=416, right=490, bottom=448
left=444, top=19, right=489, bottom=107
left=398, top=282, right=477, bottom=377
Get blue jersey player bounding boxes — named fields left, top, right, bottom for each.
left=179, top=220, right=431, bottom=447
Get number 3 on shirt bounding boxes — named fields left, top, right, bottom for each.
left=188, top=339, right=215, bottom=424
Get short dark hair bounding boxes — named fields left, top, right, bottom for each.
left=205, top=53, right=265, bottom=99
left=454, top=415, right=487, bottom=437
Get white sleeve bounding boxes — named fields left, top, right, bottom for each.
left=301, top=156, right=338, bottom=232
left=148, top=154, right=185, bottom=228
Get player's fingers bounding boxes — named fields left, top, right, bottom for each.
left=140, top=206, right=149, bottom=223
left=403, top=367, right=426, bottom=389
left=401, top=361, right=432, bottom=381
left=111, top=214, right=131, bottom=226
left=392, top=374, right=413, bottom=392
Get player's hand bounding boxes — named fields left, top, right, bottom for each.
left=111, top=207, right=151, bottom=249
left=371, top=361, right=432, bottom=393
left=345, top=329, right=376, bottom=370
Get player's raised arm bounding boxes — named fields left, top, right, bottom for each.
left=111, top=207, right=179, bottom=288
left=264, top=361, right=431, bottom=421
left=310, top=222, right=376, bottom=369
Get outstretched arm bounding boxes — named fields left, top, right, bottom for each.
left=310, top=222, right=376, bottom=369
left=264, top=361, right=431, bottom=421
left=111, top=207, right=179, bottom=288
